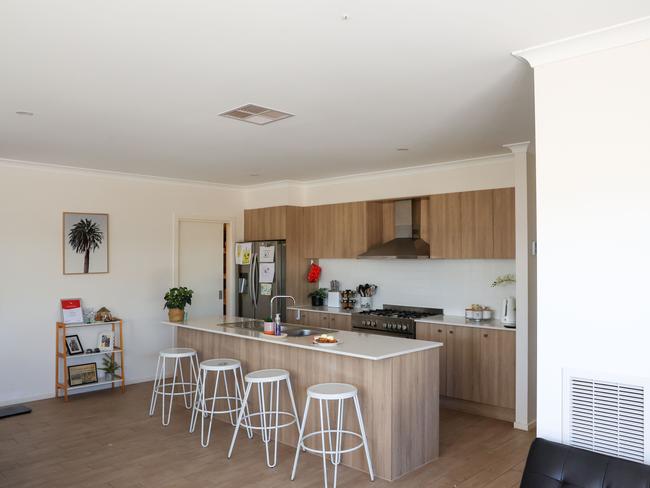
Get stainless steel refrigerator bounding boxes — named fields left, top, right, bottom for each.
left=237, top=240, right=287, bottom=321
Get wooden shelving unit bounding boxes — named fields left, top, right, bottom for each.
left=55, top=320, right=126, bottom=401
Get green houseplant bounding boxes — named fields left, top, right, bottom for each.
left=164, top=286, right=194, bottom=322
left=308, top=288, right=328, bottom=307
left=99, top=354, right=121, bottom=381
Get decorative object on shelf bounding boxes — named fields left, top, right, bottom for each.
left=94, top=307, right=114, bottom=322
left=307, top=261, right=321, bottom=283
left=83, top=307, right=95, bottom=324
left=63, top=212, right=108, bottom=275
left=67, top=362, right=98, bottom=387
left=93, top=348, right=100, bottom=353
left=340, top=289, right=357, bottom=310
left=61, top=298, right=83, bottom=324
left=65, top=335, right=84, bottom=356
left=308, top=288, right=327, bottom=306
left=98, top=354, right=121, bottom=381
left=97, top=331, right=114, bottom=352
left=490, top=273, right=516, bottom=287
left=85, top=349, right=93, bottom=354
left=163, top=286, right=194, bottom=322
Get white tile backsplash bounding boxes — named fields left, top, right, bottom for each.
left=319, top=258, right=516, bottom=317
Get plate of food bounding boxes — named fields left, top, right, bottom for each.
left=312, top=334, right=341, bottom=347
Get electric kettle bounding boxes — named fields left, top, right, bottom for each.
left=501, top=296, right=516, bottom=327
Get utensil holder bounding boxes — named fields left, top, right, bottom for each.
left=359, top=297, right=372, bottom=309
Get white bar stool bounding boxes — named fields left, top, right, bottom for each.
left=291, top=383, right=374, bottom=488
left=228, top=368, right=300, bottom=468
left=148, top=347, right=199, bottom=426
left=189, top=358, right=253, bottom=447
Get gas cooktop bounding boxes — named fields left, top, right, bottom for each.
left=352, top=305, right=443, bottom=339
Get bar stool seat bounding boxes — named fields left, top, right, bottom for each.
left=292, top=382, right=374, bottom=488
left=189, top=358, right=252, bottom=447
left=245, top=368, right=290, bottom=383
left=307, top=383, right=357, bottom=400
left=148, top=347, right=199, bottom=427
left=159, top=347, right=197, bottom=358
left=200, top=358, right=241, bottom=372
left=228, top=368, right=300, bottom=468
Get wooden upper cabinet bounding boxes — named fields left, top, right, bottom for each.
left=429, top=188, right=514, bottom=259
left=460, top=190, right=494, bottom=258
left=429, top=193, right=462, bottom=258
left=303, top=202, right=383, bottom=258
left=492, top=188, right=516, bottom=258
left=244, top=206, right=288, bottom=241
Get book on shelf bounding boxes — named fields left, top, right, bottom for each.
left=61, top=298, right=83, bottom=324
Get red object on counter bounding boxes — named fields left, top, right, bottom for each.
left=307, top=262, right=321, bottom=283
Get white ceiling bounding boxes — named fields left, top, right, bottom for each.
left=1, top=1, right=649, bottom=185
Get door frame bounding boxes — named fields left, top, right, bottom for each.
left=172, top=216, right=236, bottom=317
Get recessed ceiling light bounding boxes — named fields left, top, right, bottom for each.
left=15, top=111, right=34, bottom=116
left=397, top=147, right=409, bottom=151
left=220, top=104, right=294, bottom=125
left=249, top=173, right=260, bottom=177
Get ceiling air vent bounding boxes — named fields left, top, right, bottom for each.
left=219, top=104, right=294, bottom=125
left=564, top=372, right=648, bottom=463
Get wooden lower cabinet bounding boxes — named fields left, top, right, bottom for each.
left=417, top=322, right=515, bottom=417
left=415, top=324, right=447, bottom=395
left=288, top=309, right=351, bottom=331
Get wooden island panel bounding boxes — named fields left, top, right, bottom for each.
left=177, top=328, right=439, bottom=481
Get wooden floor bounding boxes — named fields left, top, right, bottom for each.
left=0, top=382, right=534, bottom=488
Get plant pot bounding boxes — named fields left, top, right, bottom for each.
left=311, top=296, right=324, bottom=306
left=168, top=308, right=184, bottom=322
left=102, top=372, right=114, bottom=382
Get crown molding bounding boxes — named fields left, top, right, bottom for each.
left=503, top=141, right=530, bottom=154
left=0, top=157, right=242, bottom=190
left=2, top=148, right=517, bottom=192
left=513, top=16, right=650, bottom=67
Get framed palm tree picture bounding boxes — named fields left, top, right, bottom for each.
left=63, top=212, right=109, bottom=274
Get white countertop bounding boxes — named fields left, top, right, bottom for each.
left=416, top=315, right=516, bottom=331
left=163, top=316, right=441, bottom=361
left=287, top=305, right=355, bottom=315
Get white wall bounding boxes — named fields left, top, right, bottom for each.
left=319, top=259, right=515, bottom=317
left=534, top=39, right=650, bottom=441
left=0, top=161, right=243, bottom=405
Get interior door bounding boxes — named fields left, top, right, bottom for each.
left=178, top=220, right=224, bottom=318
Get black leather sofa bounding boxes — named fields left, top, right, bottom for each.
left=521, top=438, right=650, bottom=487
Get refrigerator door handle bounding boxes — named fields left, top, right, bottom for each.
left=250, top=252, right=258, bottom=310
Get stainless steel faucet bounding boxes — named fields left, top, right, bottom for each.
left=270, top=295, right=296, bottom=319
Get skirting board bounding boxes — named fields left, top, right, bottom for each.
left=440, top=396, right=515, bottom=423
left=0, top=374, right=156, bottom=407
left=514, top=419, right=537, bottom=432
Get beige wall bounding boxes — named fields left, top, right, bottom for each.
left=0, top=162, right=243, bottom=405
left=243, top=154, right=516, bottom=208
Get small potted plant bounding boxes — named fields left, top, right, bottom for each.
left=164, top=286, right=194, bottom=322
left=99, top=354, right=121, bottom=381
left=308, top=288, right=328, bottom=307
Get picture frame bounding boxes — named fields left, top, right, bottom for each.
left=63, top=212, right=109, bottom=275
left=67, top=363, right=98, bottom=387
left=97, top=331, right=114, bottom=352
left=65, top=335, right=84, bottom=356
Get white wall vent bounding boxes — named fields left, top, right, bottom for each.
left=563, top=371, right=649, bottom=464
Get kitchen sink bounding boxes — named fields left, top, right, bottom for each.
left=228, top=321, right=330, bottom=337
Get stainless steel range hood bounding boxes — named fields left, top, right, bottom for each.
left=358, top=199, right=430, bottom=259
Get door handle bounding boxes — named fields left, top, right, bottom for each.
left=218, top=290, right=223, bottom=300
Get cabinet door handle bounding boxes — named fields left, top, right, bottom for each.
left=437, top=329, right=442, bottom=333
left=449, top=330, right=454, bottom=334
left=483, top=333, right=488, bottom=338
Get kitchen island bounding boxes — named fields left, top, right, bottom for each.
left=163, top=316, right=442, bottom=481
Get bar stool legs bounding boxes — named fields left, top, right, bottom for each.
left=291, top=383, right=374, bottom=488
left=189, top=359, right=253, bottom=447
left=228, top=369, right=300, bottom=468
left=148, top=348, right=199, bottom=426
